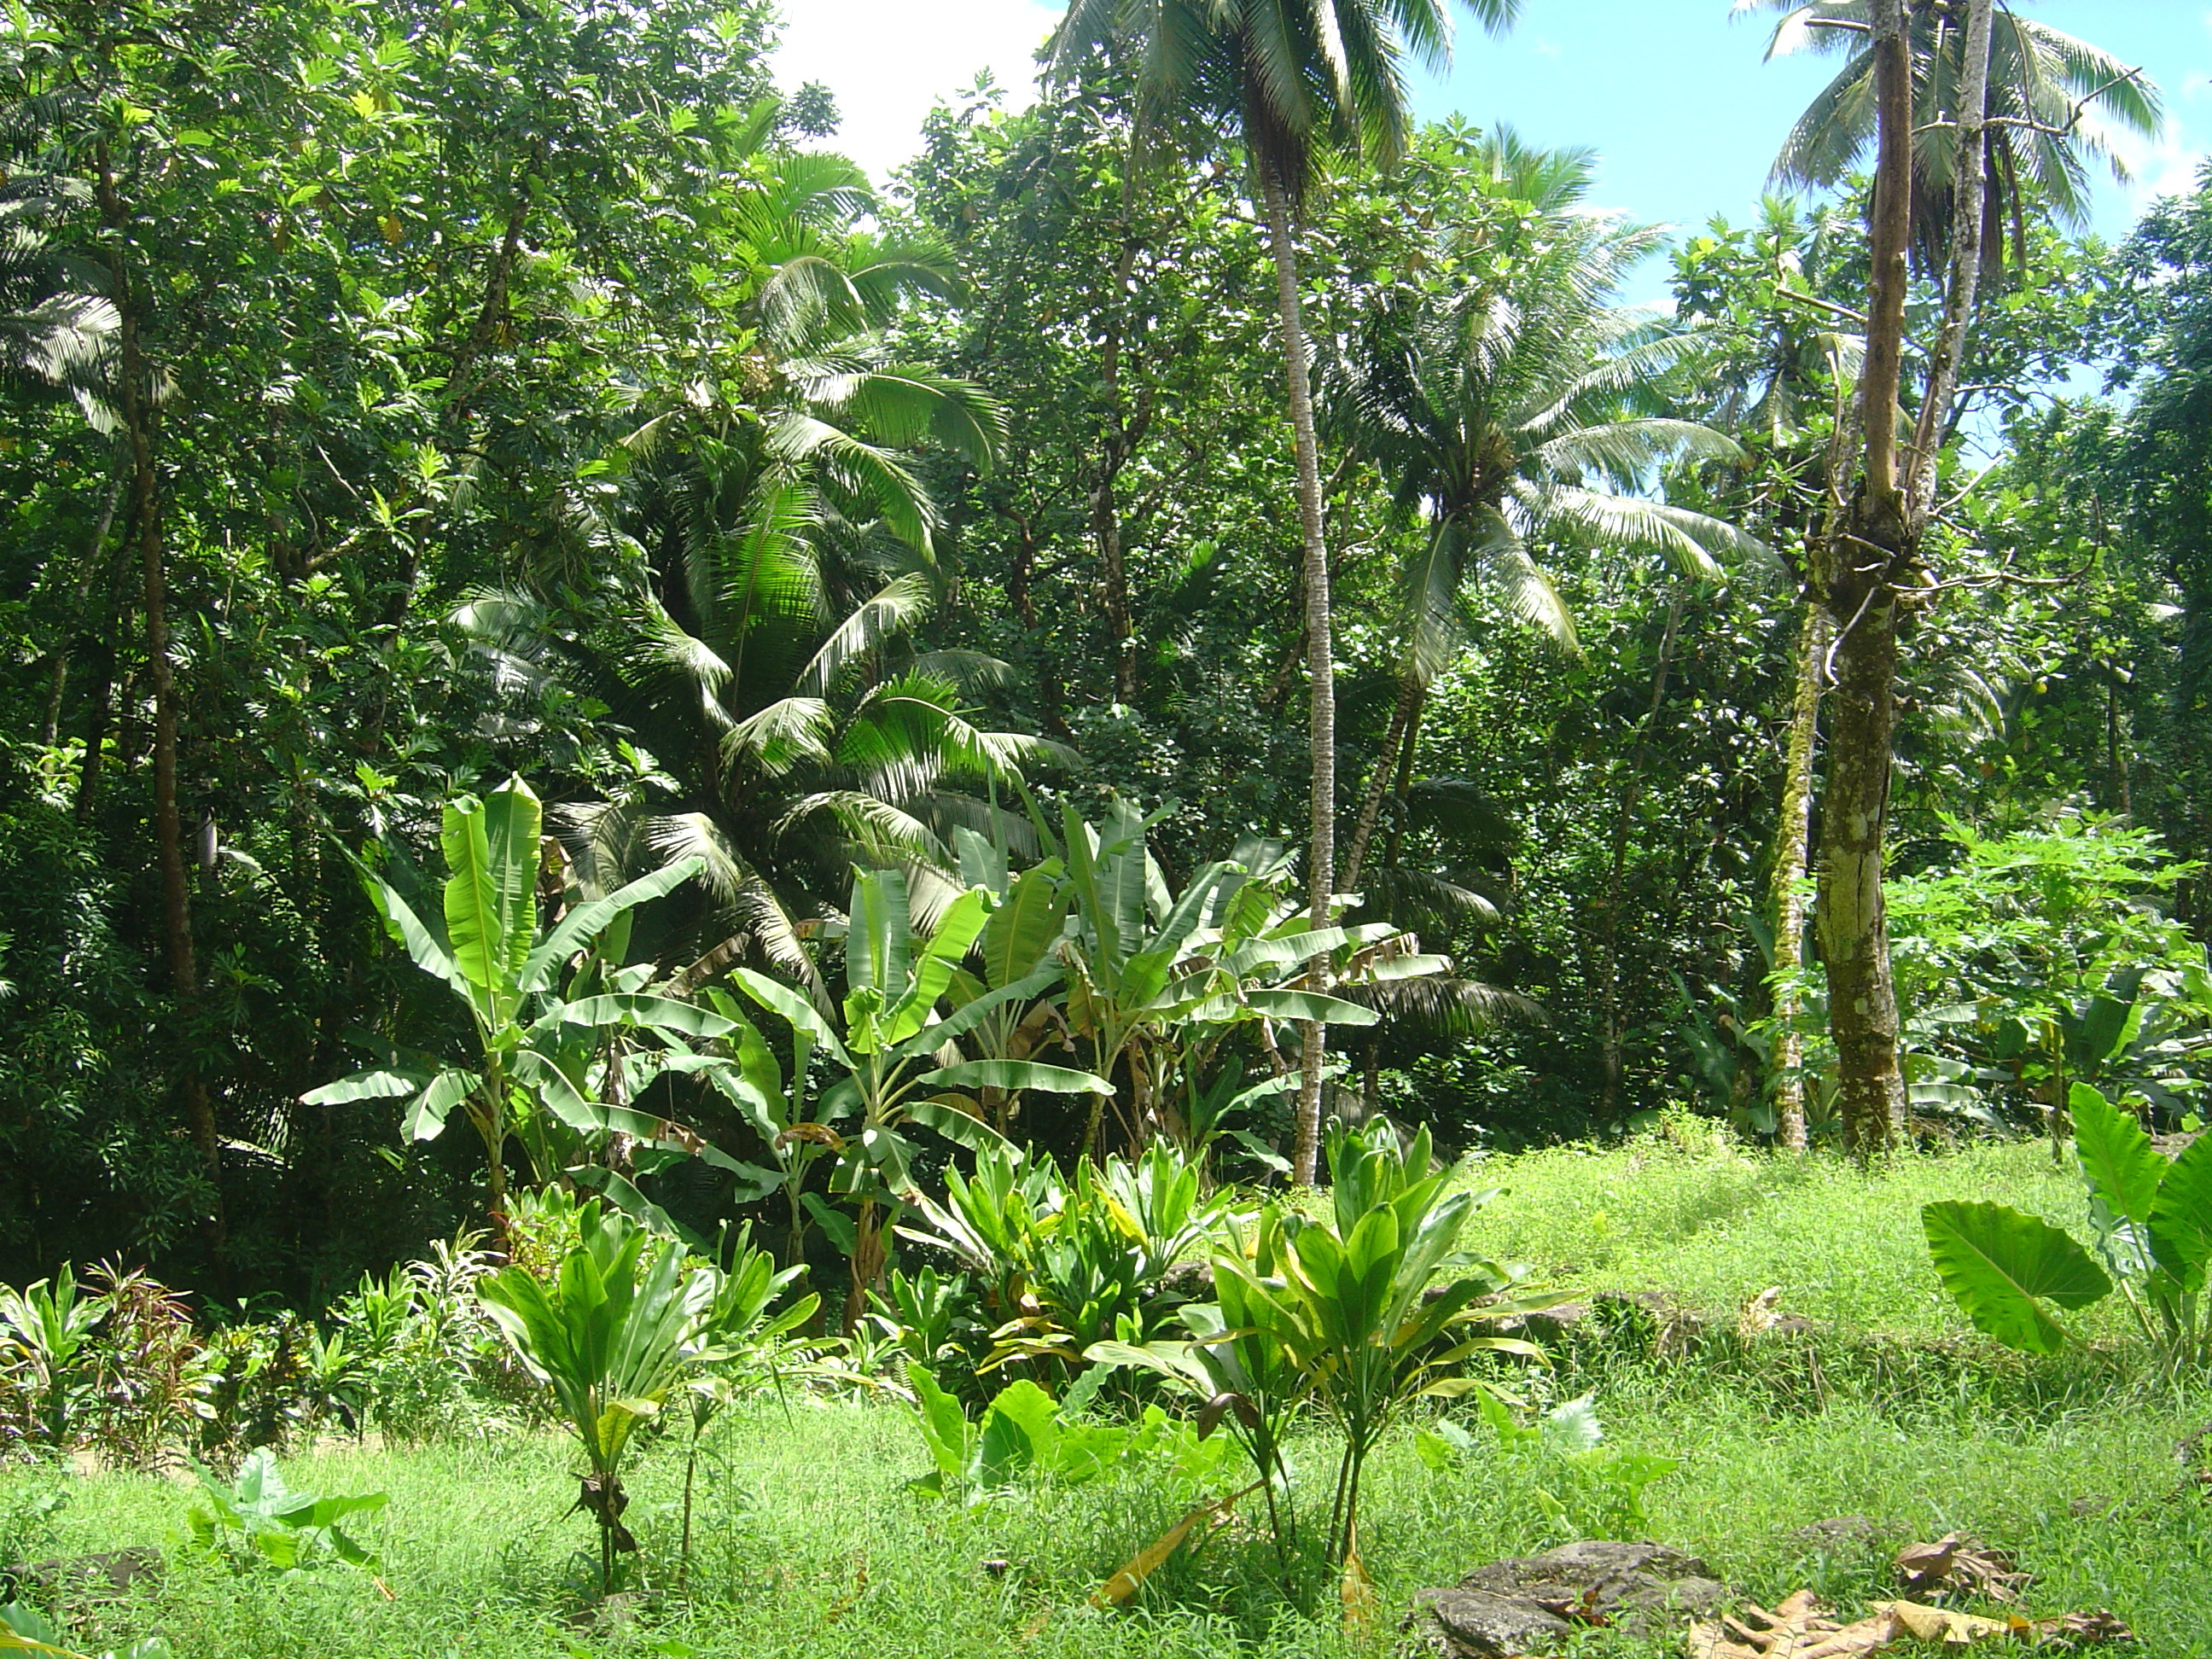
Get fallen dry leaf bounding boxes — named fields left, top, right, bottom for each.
left=1689, top=1592, right=2137, bottom=1657
left=1740, top=1286, right=1785, bottom=1337
left=1687, top=1589, right=1865, bottom=1658
left=1342, top=1528, right=1380, bottom=1634
left=1893, top=1534, right=2030, bottom=1603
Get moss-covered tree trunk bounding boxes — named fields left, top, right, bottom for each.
left=1770, top=603, right=1828, bottom=1150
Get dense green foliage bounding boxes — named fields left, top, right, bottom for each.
left=5, top=16, right=2212, bottom=1650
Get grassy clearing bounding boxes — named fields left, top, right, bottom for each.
left=8, top=1135, right=2212, bottom=1659
left=1454, top=1128, right=2111, bottom=1339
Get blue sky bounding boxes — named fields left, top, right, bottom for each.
left=779, top=1, right=2212, bottom=250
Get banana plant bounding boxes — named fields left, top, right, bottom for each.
left=726, top=866, right=1112, bottom=1325
left=477, top=1201, right=731, bottom=1591
left=1050, top=800, right=1400, bottom=1155
left=944, top=827, right=1075, bottom=1135
left=304, top=777, right=742, bottom=1223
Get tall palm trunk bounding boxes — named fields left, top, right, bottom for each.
left=1817, top=0, right=1915, bottom=1156
left=1771, top=602, right=1829, bottom=1150
left=1257, top=160, right=1336, bottom=1187
left=96, top=141, right=224, bottom=1254
left=1816, top=0, right=1995, bottom=1157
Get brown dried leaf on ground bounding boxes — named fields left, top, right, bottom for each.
left=1893, top=1534, right=2031, bottom=1603
left=1689, top=1593, right=2136, bottom=1657
left=1685, top=1590, right=1877, bottom=1659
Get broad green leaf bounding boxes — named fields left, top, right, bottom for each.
left=300, top=1068, right=423, bottom=1106
left=442, top=780, right=540, bottom=999
left=731, top=968, right=852, bottom=1068
left=1923, top=1200, right=2110, bottom=1355
left=353, top=862, right=469, bottom=1000
left=982, top=863, right=1068, bottom=990
left=2073, top=1083, right=2163, bottom=1227
left=906, top=1097, right=1016, bottom=1152
left=847, top=868, right=911, bottom=1000
left=1238, top=989, right=1382, bottom=1027
left=923, top=1060, right=1113, bottom=1096
left=404, top=1069, right=480, bottom=1142
left=540, top=994, right=737, bottom=1040
left=2149, top=1130, right=2212, bottom=1286
left=906, top=1360, right=972, bottom=1483
left=521, top=857, right=704, bottom=992
left=975, top=1379, right=1058, bottom=1487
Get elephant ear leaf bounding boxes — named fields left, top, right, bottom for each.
left=1923, top=1200, right=2110, bottom=1355
left=2073, top=1083, right=2163, bottom=1228
left=2149, top=1132, right=2212, bottom=1289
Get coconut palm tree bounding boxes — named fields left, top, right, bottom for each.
left=1743, top=0, right=2162, bottom=273
left=457, top=142, right=1054, bottom=987
left=1742, top=0, right=2161, bottom=1152
left=1330, top=129, right=1764, bottom=899
left=1050, top=0, right=1522, bottom=1185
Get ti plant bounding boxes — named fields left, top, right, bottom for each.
left=901, top=1139, right=1231, bottom=1379
left=1924, top=1083, right=2212, bottom=1369
left=1244, top=1120, right=1558, bottom=1574
left=725, top=866, right=1111, bottom=1325
left=674, top=1231, right=820, bottom=1584
left=305, top=776, right=742, bottom=1224
left=1094, top=1119, right=1563, bottom=1582
left=0, top=1266, right=108, bottom=1448
left=477, top=1201, right=725, bottom=1591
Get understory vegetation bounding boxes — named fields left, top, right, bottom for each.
left=5, top=0, right=2212, bottom=1652
left=7, top=1139, right=2212, bottom=1657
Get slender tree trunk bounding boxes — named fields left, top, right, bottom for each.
left=1092, top=150, right=1149, bottom=706
left=1906, top=0, right=1996, bottom=524
left=96, top=142, right=224, bottom=1254
left=1770, top=603, right=1829, bottom=1151
left=1343, top=674, right=1423, bottom=896
left=1598, top=590, right=1681, bottom=1119
left=1256, top=164, right=1336, bottom=1187
left=43, top=477, right=122, bottom=747
left=1817, top=0, right=1915, bottom=1157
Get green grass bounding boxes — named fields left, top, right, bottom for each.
left=1454, top=1126, right=2117, bottom=1340
left=9, top=1134, right=2212, bottom=1658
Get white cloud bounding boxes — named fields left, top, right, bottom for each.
left=2078, top=101, right=2208, bottom=233
left=775, top=0, right=1062, bottom=183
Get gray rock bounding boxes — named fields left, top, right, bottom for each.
left=1, top=1547, right=164, bottom=1603
left=1402, top=1540, right=1728, bottom=1657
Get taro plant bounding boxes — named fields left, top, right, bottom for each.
left=904, top=1363, right=1229, bottom=1508
left=304, top=775, right=741, bottom=1221
left=185, top=1447, right=387, bottom=1571
left=477, top=1201, right=725, bottom=1590
left=1923, top=1083, right=2212, bottom=1368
